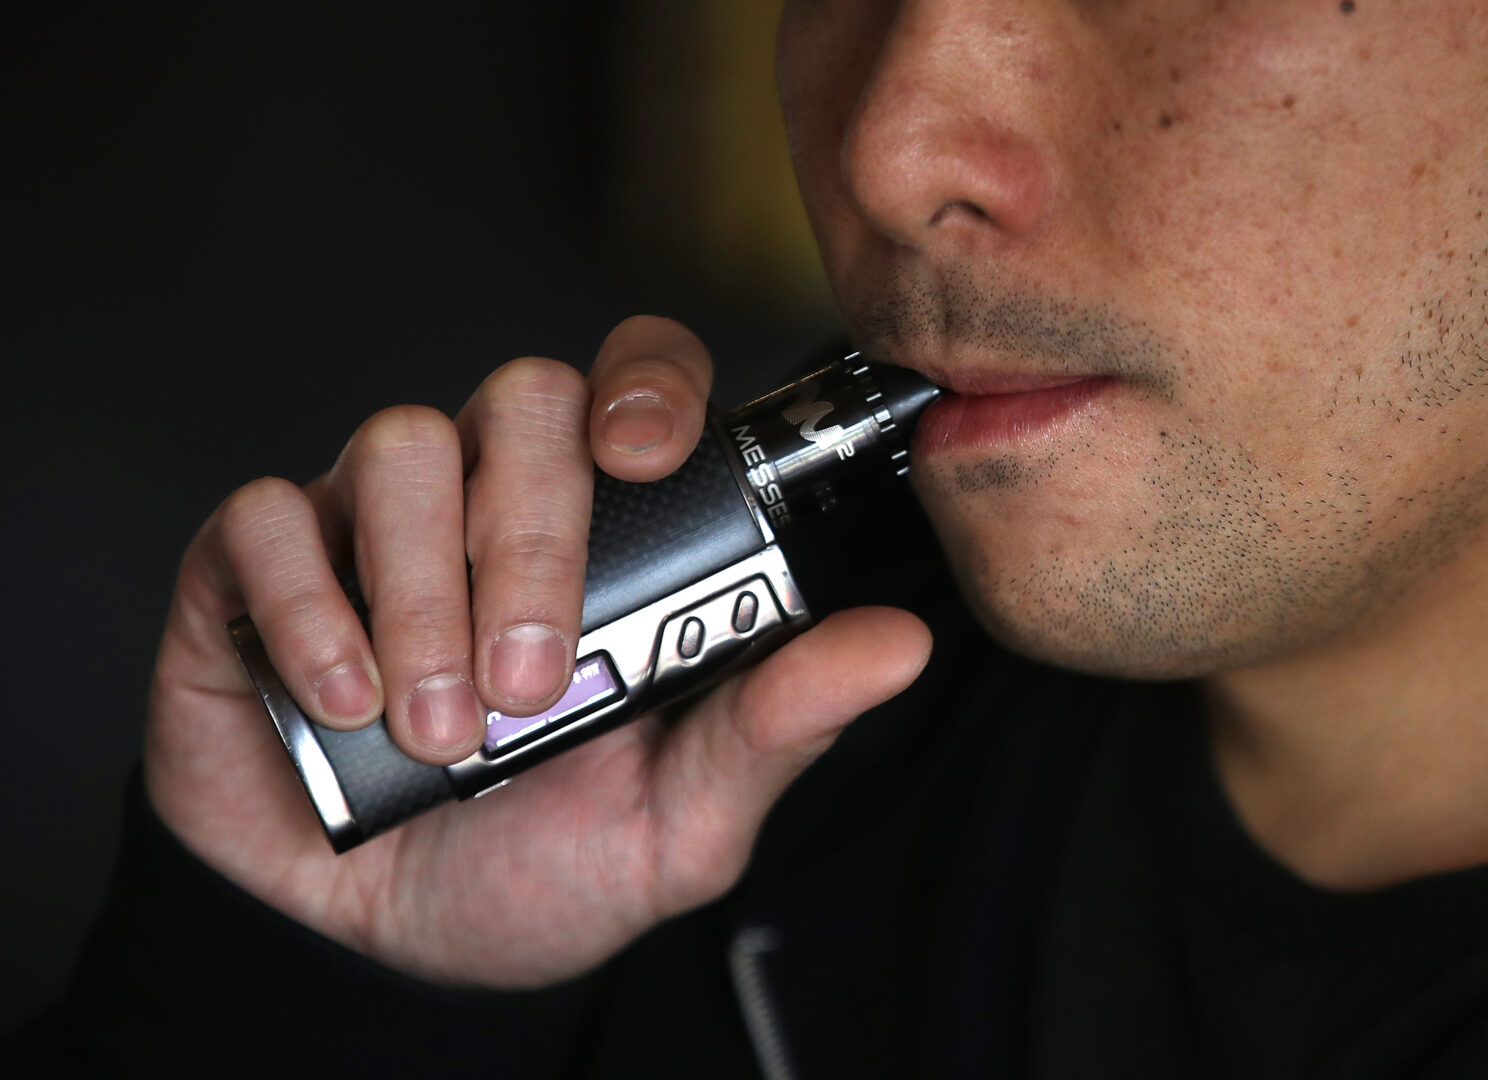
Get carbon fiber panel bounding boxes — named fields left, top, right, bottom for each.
left=312, top=722, right=453, bottom=849
left=582, top=428, right=764, bottom=632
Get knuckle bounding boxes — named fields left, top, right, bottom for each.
left=218, top=476, right=309, bottom=546
left=349, top=405, right=460, bottom=470
left=488, top=529, right=586, bottom=597
left=259, top=586, right=322, bottom=624
left=377, top=586, right=470, bottom=639
left=258, top=585, right=341, bottom=642
left=476, top=356, right=588, bottom=418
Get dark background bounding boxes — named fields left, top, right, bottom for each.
left=3, top=1, right=834, bottom=1033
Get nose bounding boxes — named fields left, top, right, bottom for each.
left=840, top=2, right=1068, bottom=252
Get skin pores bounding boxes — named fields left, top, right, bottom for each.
left=778, top=0, right=1488, bottom=678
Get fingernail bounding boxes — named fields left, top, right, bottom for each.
left=316, top=662, right=378, bottom=720
left=409, top=675, right=480, bottom=750
left=488, top=623, right=567, bottom=705
left=603, top=392, right=674, bottom=454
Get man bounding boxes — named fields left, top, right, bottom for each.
left=19, top=1, right=1488, bottom=1075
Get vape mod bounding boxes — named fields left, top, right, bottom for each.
left=230, top=355, right=940, bottom=852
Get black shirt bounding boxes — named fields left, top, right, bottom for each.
left=13, top=554, right=1488, bottom=1077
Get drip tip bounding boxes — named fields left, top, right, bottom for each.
left=866, top=361, right=942, bottom=433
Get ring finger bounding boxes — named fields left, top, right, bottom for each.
left=458, top=357, right=593, bottom=717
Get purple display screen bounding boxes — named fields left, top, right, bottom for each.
left=484, top=651, right=623, bottom=754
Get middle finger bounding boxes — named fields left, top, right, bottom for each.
left=459, top=356, right=593, bottom=717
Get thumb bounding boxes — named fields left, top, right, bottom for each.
left=643, top=606, right=933, bottom=913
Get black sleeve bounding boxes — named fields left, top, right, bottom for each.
left=5, top=770, right=605, bottom=1079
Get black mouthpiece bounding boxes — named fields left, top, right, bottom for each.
left=719, top=355, right=941, bottom=533
left=871, top=360, right=944, bottom=439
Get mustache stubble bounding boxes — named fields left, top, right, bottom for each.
left=843, top=264, right=1181, bottom=402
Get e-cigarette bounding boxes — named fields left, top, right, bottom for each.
left=230, top=354, right=940, bottom=852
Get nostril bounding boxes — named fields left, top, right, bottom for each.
left=928, top=199, right=995, bottom=229
left=841, top=90, right=1055, bottom=247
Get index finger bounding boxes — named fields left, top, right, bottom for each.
left=588, top=315, right=713, bottom=483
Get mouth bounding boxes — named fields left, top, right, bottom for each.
left=907, top=369, right=1116, bottom=455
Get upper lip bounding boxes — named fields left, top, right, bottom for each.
left=889, top=360, right=1100, bottom=397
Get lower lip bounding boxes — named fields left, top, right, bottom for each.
left=913, top=376, right=1114, bottom=454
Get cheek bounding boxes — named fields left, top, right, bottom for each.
left=1092, top=8, right=1488, bottom=436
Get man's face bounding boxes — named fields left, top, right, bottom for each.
left=778, top=0, right=1488, bottom=678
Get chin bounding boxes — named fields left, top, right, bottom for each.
left=946, top=548, right=1276, bottom=683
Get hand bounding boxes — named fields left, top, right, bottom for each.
left=144, top=315, right=932, bottom=988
